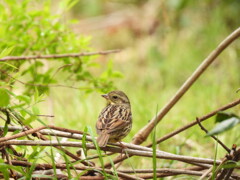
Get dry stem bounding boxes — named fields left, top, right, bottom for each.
left=8, top=160, right=141, bottom=180
left=132, top=27, right=240, bottom=145
left=0, top=140, right=222, bottom=165
left=196, top=117, right=230, bottom=153
left=104, top=98, right=240, bottom=168
left=0, top=49, right=121, bottom=61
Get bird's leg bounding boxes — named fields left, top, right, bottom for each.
left=118, top=141, right=127, bottom=157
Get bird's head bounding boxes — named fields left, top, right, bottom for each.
left=102, top=90, right=130, bottom=105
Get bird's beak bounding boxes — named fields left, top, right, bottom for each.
left=101, top=94, right=109, bottom=99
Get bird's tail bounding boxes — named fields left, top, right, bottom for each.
left=97, top=133, right=110, bottom=147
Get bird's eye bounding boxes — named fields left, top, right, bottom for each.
left=112, top=95, right=118, bottom=99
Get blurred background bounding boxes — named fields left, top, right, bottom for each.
left=51, top=0, right=240, bottom=165
left=1, top=0, right=240, bottom=170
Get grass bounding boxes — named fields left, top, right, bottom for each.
left=32, top=0, right=240, bottom=176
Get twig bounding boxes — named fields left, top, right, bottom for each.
left=196, top=117, right=230, bottom=153
left=36, top=114, right=54, bottom=118
left=200, top=166, right=214, bottom=180
left=0, top=126, right=46, bottom=143
left=2, top=148, right=17, bottom=179
left=0, top=69, right=95, bottom=90
left=0, top=140, right=222, bottom=165
left=0, top=49, right=121, bottom=61
left=118, top=166, right=205, bottom=173
left=2, top=125, right=217, bottom=168
left=8, top=145, right=23, bottom=157
left=2, top=125, right=85, bottom=135
left=119, top=167, right=211, bottom=179
left=136, top=169, right=206, bottom=179
left=132, top=27, right=240, bottom=145
left=24, top=125, right=93, bottom=167
left=8, top=160, right=142, bottom=180
left=0, top=124, right=92, bottom=166
left=0, top=126, right=158, bottom=153
left=0, top=125, right=87, bottom=143
left=216, top=145, right=240, bottom=180
left=80, top=177, right=104, bottom=180
left=147, top=98, right=240, bottom=147
left=104, top=99, right=240, bottom=168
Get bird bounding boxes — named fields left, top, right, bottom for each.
left=96, top=90, right=132, bottom=147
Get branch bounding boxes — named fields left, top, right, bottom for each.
left=0, top=126, right=46, bottom=143
left=0, top=124, right=92, bottom=166
left=0, top=49, right=121, bottom=61
left=196, top=117, right=230, bottom=153
left=0, top=140, right=222, bottom=165
left=8, top=160, right=141, bottom=180
left=146, top=98, right=240, bottom=147
left=132, top=27, right=240, bottom=145
left=118, top=166, right=204, bottom=174
left=0, top=125, right=86, bottom=143
left=216, top=145, right=240, bottom=180
left=104, top=98, right=240, bottom=168
left=136, top=169, right=207, bottom=179
left=0, top=126, right=155, bottom=152
left=0, top=69, right=96, bottom=90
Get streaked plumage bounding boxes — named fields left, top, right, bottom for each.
left=96, top=90, right=132, bottom=147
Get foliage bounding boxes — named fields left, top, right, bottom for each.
left=207, top=112, right=240, bottom=136
left=0, top=0, right=122, bottom=178
left=0, top=0, right=240, bottom=179
left=0, top=0, right=121, bottom=96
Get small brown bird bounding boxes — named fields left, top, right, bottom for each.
left=96, top=90, right=132, bottom=147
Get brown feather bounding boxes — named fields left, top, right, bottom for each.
left=97, top=132, right=110, bottom=147
left=96, top=90, right=132, bottom=147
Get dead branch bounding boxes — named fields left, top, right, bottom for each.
left=136, top=169, right=206, bottom=178
left=0, top=69, right=96, bottom=90
left=132, top=27, right=240, bottom=145
left=0, top=126, right=46, bottom=143
left=8, top=160, right=143, bottom=180
left=104, top=98, right=240, bottom=168
left=0, top=126, right=159, bottom=153
left=216, top=145, right=240, bottom=180
left=147, top=98, right=240, bottom=147
left=1, top=148, right=17, bottom=179
left=0, top=49, right=121, bottom=61
left=0, top=123, right=93, bottom=166
left=0, top=140, right=222, bottom=165
left=0, top=125, right=86, bottom=143
left=196, top=117, right=230, bottom=153
left=119, top=166, right=204, bottom=173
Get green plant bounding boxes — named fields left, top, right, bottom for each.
left=0, top=0, right=121, bottom=96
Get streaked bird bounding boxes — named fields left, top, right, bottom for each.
left=96, top=90, right=132, bottom=147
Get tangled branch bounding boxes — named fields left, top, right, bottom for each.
left=0, top=49, right=121, bottom=61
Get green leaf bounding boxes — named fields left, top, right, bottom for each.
left=86, top=126, right=107, bottom=177
left=0, top=88, right=10, bottom=107
left=215, top=112, right=238, bottom=123
left=207, top=117, right=240, bottom=136
left=50, top=147, right=57, bottom=177
left=34, top=87, right=39, bottom=103
left=0, top=46, right=15, bottom=58
left=222, top=160, right=239, bottom=169
left=32, top=106, right=40, bottom=115
left=0, top=62, right=18, bottom=69
left=82, top=127, right=88, bottom=157
left=16, top=95, right=31, bottom=104
left=112, top=71, right=124, bottom=78
left=24, top=115, right=37, bottom=125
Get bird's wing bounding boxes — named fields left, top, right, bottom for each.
left=107, top=119, right=128, bottom=133
left=96, top=105, right=131, bottom=134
